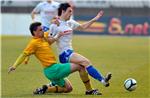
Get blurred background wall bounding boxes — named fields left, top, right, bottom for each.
left=1, top=0, right=150, bottom=36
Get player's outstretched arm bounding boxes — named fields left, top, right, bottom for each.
left=8, top=53, right=28, bottom=74
left=76, top=10, right=104, bottom=31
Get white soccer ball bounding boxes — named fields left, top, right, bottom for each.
left=124, top=78, right=137, bottom=91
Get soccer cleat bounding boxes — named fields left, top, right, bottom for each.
left=104, top=72, right=112, bottom=87
left=85, top=89, right=102, bottom=95
left=33, top=85, right=48, bottom=94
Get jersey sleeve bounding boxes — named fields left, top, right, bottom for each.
left=23, top=41, right=37, bottom=55
left=67, top=19, right=81, bottom=30
left=12, top=40, right=36, bottom=68
left=49, top=24, right=59, bottom=37
left=33, top=2, right=43, bottom=13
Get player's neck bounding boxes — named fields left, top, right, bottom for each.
left=60, top=16, right=68, bottom=21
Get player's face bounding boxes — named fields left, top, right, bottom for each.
left=34, top=26, right=44, bottom=38
left=64, top=7, right=73, bottom=20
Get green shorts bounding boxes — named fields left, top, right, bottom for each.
left=43, top=63, right=71, bottom=87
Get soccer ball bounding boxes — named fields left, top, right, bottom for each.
left=124, top=78, right=137, bottom=91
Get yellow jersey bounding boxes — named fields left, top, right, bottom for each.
left=24, top=37, right=56, bottom=67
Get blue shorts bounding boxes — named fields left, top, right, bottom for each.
left=59, top=49, right=73, bottom=63
left=42, top=26, right=49, bottom=32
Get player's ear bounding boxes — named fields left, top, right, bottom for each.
left=33, top=31, right=36, bottom=36
left=62, top=10, right=65, bottom=14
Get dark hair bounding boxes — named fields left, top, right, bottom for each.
left=58, top=3, right=71, bottom=16
left=29, top=22, right=41, bottom=36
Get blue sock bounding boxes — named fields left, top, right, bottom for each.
left=86, top=65, right=104, bottom=82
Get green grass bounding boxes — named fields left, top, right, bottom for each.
left=1, top=35, right=150, bottom=98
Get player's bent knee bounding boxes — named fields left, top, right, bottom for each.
left=65, top=86, right=73, bottom=93
left=86, top=59, right=91, bottom=65
left=81, top=59, right=91, bottom=67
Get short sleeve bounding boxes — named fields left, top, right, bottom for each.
left=67, top=19, right=80, bottom=30
left=23, top=41, right=36, bottom=55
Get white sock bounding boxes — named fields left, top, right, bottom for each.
left=101, top=79, right=107, bottom=85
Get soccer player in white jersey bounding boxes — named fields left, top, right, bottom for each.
left=49, top=3, right=112, bottom=94
left=31, top=0, right=60, bottom=32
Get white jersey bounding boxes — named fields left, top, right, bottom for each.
left=33, top=1, right=60, bottom=28
left=50, top=19, right=80, bottom=54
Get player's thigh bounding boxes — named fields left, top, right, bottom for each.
left=70, top=63, right=82, bottom=73
left=70, top=52, right=90, bottom=65
left=44, top=63, right=70, bottom=80
left=57, top=63, right=72, bottom=78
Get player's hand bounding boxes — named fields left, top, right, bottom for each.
left=92, top=10, right=104, bottom=21
left=51, top=16, right=60, bottom=26
left=8, top=66, right=16, bottom=74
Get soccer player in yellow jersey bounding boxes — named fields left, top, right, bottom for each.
left=8, top=22, right=101, bottom=95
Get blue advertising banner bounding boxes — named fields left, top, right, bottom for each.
left=74, top=16, right=150, bottom=36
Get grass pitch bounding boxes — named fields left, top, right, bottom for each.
left=1, top=35, right=150, bottom=98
